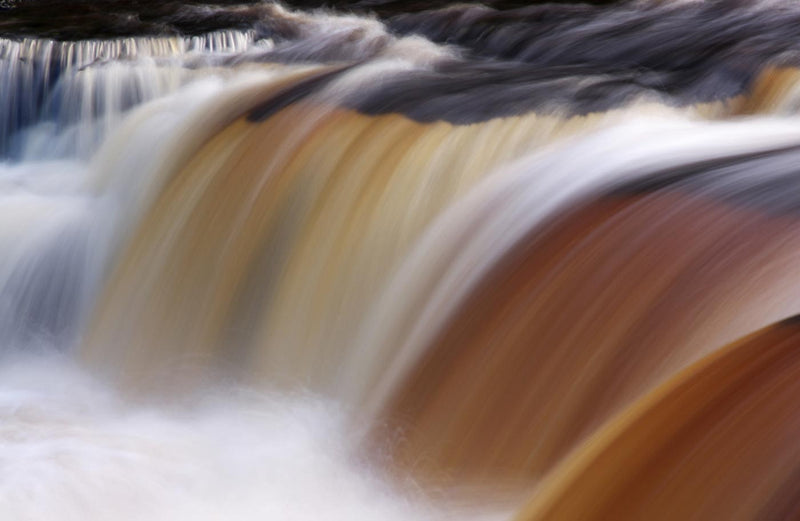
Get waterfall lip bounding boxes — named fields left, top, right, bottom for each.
left=606, top=139, right=800, bottom=215
left=11, top=0, right=800, bottom=132
left=349, top=114, right=800, bottom=419
left=0, top=2, right=459, bottom=159
left=246, top=62, right=362, bottom=121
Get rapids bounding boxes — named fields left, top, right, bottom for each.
left=3, top=1, right=800, bottom=520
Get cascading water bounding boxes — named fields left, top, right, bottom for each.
left=4, top=1, right=800, bottom=520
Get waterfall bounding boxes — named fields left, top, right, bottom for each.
left=4, top=1, right=800, bottom=520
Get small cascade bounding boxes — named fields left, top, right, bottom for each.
left=2, top=1, right=800, bottom=520
left=0, top=30, right=263, bottom=158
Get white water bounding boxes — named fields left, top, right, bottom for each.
left=0, top=9, right=504, bottom=520
left=0, top=354, right=510, bottom=521
left=5, top=4, right=800, bottom=520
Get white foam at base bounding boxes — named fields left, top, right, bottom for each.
left=0, top=354, right=508, bottom=521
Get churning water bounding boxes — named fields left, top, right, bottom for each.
left=5, top=1, right=800, bottom=520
